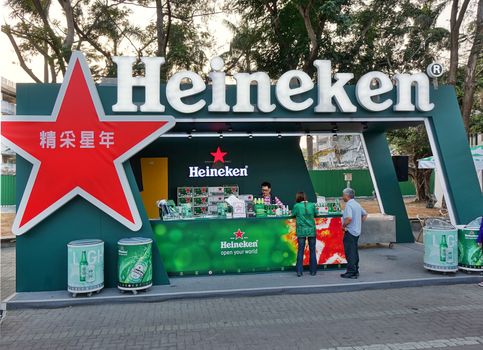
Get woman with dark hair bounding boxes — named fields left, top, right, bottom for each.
left=291, top=192, right=317, bottom=277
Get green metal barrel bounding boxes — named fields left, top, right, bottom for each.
left=457, top=226, right=483, bottom=272
left=117, top=238, right=153, bottom=291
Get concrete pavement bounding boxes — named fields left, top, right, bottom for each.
left=1, top=284, right=483, bottom=349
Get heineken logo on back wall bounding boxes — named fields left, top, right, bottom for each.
left=189, top=146, right=249, bottom=178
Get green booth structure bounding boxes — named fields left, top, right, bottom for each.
left=3, top=52, right=482, bottom=293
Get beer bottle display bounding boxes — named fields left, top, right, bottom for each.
left=439, top=235, right=448, bottom=262
left=79, top=250, right=88, bottom=282
left=117, top=238, right=153, bottom=291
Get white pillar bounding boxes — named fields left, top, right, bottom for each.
left=434, top=168, right=444, bottom=208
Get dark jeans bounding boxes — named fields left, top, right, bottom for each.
left=296, top=236, right=317, bottom=274
left=343, top=231, right=359, bottom=275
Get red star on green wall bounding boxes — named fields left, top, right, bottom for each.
left=211, top=146, right=228, bottom=163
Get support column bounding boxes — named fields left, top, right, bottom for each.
left=426, top=86, right=483, bottom=224
left=363, top=131, right=413, bottom=243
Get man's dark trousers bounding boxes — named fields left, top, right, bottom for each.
left=343, top=231, right=359, bottom=275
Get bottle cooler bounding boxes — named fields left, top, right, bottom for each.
left=67, top=239, right=104, bottom=297
left=423, top=219, right=458, bottom=273
left=118, top=237, right=153, bottom=294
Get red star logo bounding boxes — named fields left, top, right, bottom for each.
left=210, top=146, right=228, bottom=163
left=233, top=229, right=245, bottom=239
left=0, top=52, right=175, bottom=235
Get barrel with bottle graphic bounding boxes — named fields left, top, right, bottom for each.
left=423, top=228, right=458, bottom=272
left=117, top=237, right=153, bottom=291
left=457, top=226, right=483, bottom=272
left=67, top=239, right=104, bottom=296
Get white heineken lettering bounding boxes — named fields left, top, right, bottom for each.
left=188, top=165, right=249, bottom=178
left=166, top=71, right=206, bottom=113
left=220, top=240, right=259, bottom=249
left=393, top=73, right=434, bottom=112
left=276, top=70, right=314, bottom=111
left=189, top=167, right=199, bottom=177
left=208, top=57, right=230, bottom=112
left=356, top=71, right=393, bottom=112
left=112, top=56, right=166, bottom=112
left=232, top=72, right=275, bottom=113
left=113, top=56, right=434, bottom=113
left=314, top=60, right=357, bottom=113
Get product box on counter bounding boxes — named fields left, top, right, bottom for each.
left=193, top=197, right=208, bottom=205
left=208, top=205, right=218, bottom=214
left=193, top=187, right=208, bottom=196
left=208, top=195, right=225, bottom=204
left=224, top=186, right=239, bottom=196
left=193, top=206, right=208, bottom=215
left=208, top=187, right=224, bottom=195
left=177, top=187, right=193, bottom=196
left=238, top=194, right=254, bottom=202
left=178, top=197, right=193, bottom=205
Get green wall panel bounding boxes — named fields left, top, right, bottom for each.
left=309, top=170, right=435, bottom=197
left=1, top=175, right=16, bottom=206
left=132, top=137, right=315, bottom=207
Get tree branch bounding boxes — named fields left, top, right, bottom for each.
left=2, top=26, right=42, bottom=83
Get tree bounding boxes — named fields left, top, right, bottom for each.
left=2, top=0, right=216, bottom=81
left=460, top=0, right=483, bottom=132
left=448, top=0, right=472, bottom=85
left=225, top=0, right=448, bottom=200
left=387, top=127, right=433, bottom=201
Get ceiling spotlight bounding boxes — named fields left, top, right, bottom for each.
left=331, top=122, right=339, bottom=133
left=277, top=133, right=282, bottom=139
left=248, top=132, right=253, bottom=139
left=188, top=133, right=192, bottom=139
left=219, top=132, right=223, bottom=139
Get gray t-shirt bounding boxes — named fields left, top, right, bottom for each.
left=342, top=199, right=367, bottom=237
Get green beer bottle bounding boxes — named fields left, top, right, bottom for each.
left=440, top=235, right=448, bottom=262
left=129, top=247, right=151, bottom=284
left=79, top=250, right=88, bottom=282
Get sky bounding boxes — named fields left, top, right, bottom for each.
left=0, top=1, right=476, bottom=84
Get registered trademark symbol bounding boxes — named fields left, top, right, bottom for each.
left=427, top=63, right=444, bottom=78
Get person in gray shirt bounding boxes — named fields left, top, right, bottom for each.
left=341, top=188, right=368, bottom=279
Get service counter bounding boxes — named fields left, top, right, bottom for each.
left=150, top=214, right=346, bottom=276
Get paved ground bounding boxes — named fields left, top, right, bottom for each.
left=1, top=243, right=483, bottom=349
left=1, top=284, right=482, bottom=350
left=0, top=245, right=15, bottom=301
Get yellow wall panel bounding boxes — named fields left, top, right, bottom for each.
left=140, top=157, right=168, bottom=219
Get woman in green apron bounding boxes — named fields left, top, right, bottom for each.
left=292, top=192, right=317, bottom=277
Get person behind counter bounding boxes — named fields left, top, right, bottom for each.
left=292, top=192, right=317, bottom=277
left=260, top=181, right=284, bottom=206
left=341, top=188, right=367, bottom=279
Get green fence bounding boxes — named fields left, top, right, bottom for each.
left=309, top=169, right=434, bottom=197
left=1, top=175, right=16, bottom=206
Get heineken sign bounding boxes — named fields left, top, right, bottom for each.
left=0, top=50, right=437, bottom=236
left=113, top=56, right=434, bottom=114
left=189, top=146, right=249, bottom=178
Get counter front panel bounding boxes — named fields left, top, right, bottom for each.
left=151, top=216, right=346, bottom=276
